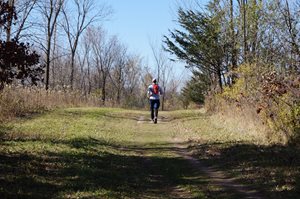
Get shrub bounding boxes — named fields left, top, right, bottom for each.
left=206, top=63, right=300, bottom=144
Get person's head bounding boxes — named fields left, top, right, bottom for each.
left=152, top=78, right=157, bottom=84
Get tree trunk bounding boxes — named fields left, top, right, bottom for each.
left=230, top=0, right=238, bottom=84
left=116, top=67, right=122, bottom=105
left=243, top=0, right=248, bottom=62
left=101, top=75, right=106, bottom=105
left=6, top=0, right=15, bottom=42
left=217, top=67, right=223, bottom=91
left=88, top=65, right=91, bottom=94
left=101, top=84, right=106, bottom=105
left=45, top=35, right=51, bottom=90
left=70, top=51, right=75, bottom=90
left=43, top=0, right=64, bottom=90
left=240, top=0, right=248, bottom=62
left=284, top=0, right=300, bottom=68
left=249, top=0, right=259, bottom=62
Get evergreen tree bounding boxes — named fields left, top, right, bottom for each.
left=164, top=8, right=225, bottom=92
left=181, top=71, right=210, bottom=105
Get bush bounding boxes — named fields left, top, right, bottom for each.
left=206, top=63, right=300, bottom=144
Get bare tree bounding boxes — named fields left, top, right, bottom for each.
left=2, top=0, right=38, bottom=41
left=150, top=43, right=173, bottom=111
left=38, top=0, right=65, bottom=90
left=237, top=0, right=249, bottom=62
left=150, top=41, right=162, bottom=83
left=61, top=0, right=111, bottom=90
left=282, top=0, right=300, bottom=69
left=124, top=55, right=142, bottom=95
left=78, top=27, right=94, bottom=95
left=90, top=27, right=118, bottom=104
left=165, top=74, right=183, bottom=109
left=229, top=0, right=238, bottom=83
left=5, top=0, right=15, bottom=42
left=140, top=66, right=153, bottom=89
left=122, top=55, right=143, bottom=107
left=13, top=0, right=38, bottom=41
left=109, top=44, right=127, bottom=105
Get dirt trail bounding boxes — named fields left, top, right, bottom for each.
left=172, top=140, right=263, bottom=199
left=137, top=115, right=171, bottom=124
left=137, top=115, right=263, bottom=199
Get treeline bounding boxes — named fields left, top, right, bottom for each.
left=164, top=0, right=300, bottom=142
left=0, top=0, right=182, bottom=110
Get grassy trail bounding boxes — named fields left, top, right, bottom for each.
left=0, top=108, right=299, bottom=198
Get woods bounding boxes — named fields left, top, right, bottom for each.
left=0, top=0, right=299, bottom=141
left=164, top=0, right=300, bottom=142
left=1, top=1, right=300, bottom=198
left=0, top=0, right=181, bottom=114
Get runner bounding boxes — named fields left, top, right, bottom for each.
left=147, top=78, right=163, bottom=123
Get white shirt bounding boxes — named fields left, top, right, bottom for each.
left=147, top=84, right=163, bottom=100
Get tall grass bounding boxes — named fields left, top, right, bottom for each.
left=205, top=63, right=300, bottom=145
left=0, top=85, right=101, bottom=122
left=205, top=97, right=280, bottom=145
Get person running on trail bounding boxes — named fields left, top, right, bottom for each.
left=147, top=78, right=163, bottom=124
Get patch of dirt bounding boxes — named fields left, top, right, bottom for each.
left=172, top=141, right=263, bottom=199
left=170, top=186, right=195, bottom=199
left=137, top=115, right=171, bottom=124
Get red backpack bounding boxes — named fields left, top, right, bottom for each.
left=153, top=84, right=159, bottom=94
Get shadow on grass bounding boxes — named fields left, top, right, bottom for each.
left=191, top=141, right=300, bottom=199
left=0, top=137, right=246, bottom=199
left=0, top=125, right=12, bottom=138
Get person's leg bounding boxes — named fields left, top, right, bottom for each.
left=153, top=100, right=160, bottom=123
left=154, top=109, right=158, bottom=123
left=150, top=100, right=154, bottom=121
left=151, top=108, right=154, bottom=121
left=156, top=100, right=160, bottom=118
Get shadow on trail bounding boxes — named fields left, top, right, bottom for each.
left=190, top=141, right=300, bottom=199
left=103, top=112, right=208, bottom=123
left=2, top=134, right=299, bottom=198
left=1, top=137, right=244, bottom=199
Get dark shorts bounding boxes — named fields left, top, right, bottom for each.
left=150, top=99, right=160, bottom=109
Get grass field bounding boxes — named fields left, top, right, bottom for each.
left=0, top=108, right=299, bottom=198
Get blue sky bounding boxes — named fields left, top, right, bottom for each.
left=102, top=0, right=209, bottom=78
left=104, top=0, right=178, bottom=61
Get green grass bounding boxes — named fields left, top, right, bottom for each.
left=179, top=113, right=300, bottom=199
left=0, top=107, right=299, bottom=198
left=0, top=108, right=209, bottom=199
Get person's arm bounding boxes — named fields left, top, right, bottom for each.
left=147, top=86, right=152, bottom=98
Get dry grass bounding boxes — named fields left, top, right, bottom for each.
left=0, top=85, right=101, bottom=122
left=207, top=103, right=284, bottom=145
left=205, top=95, right=288, bottom=145
left=206, top=64, right=300, bottom=145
